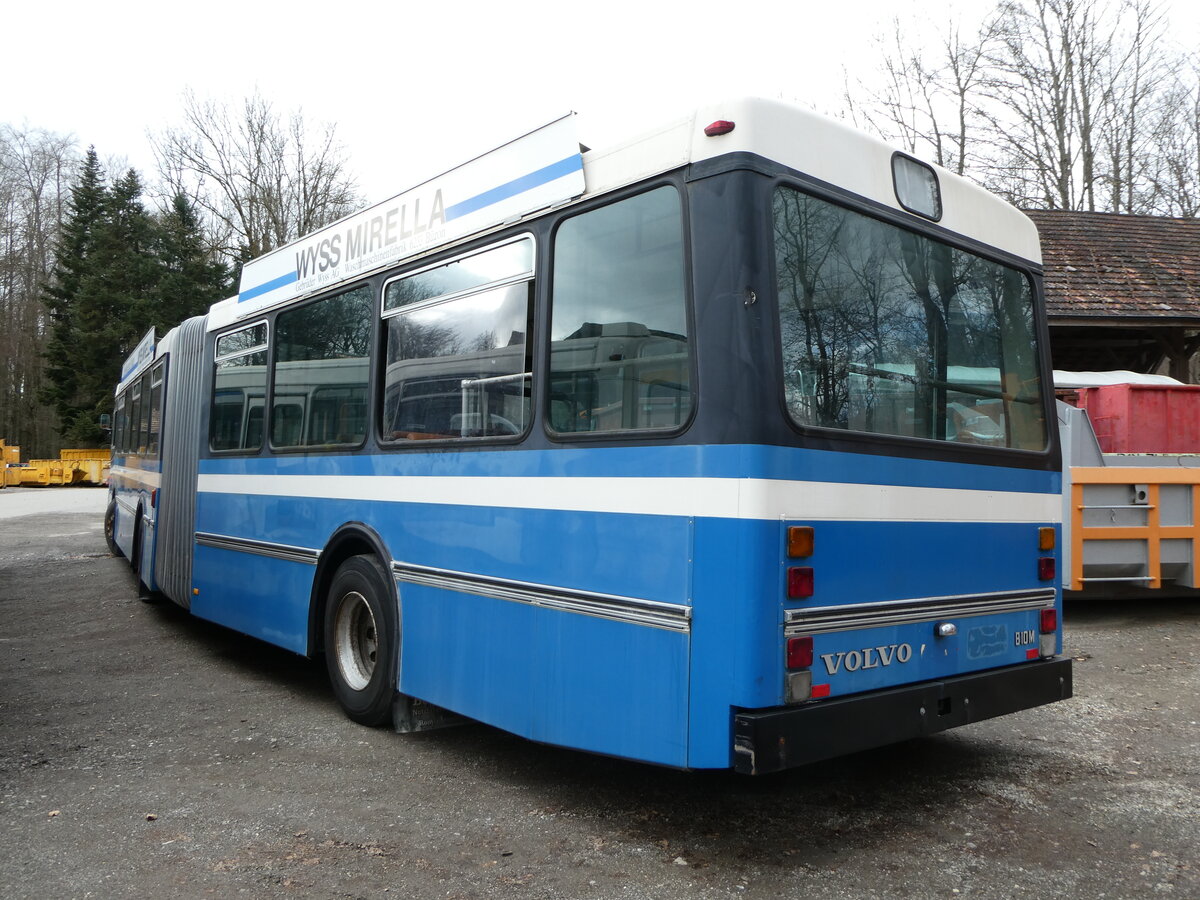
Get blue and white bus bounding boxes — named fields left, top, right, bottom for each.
left=108, top=98, right=1071, bottom=773
left=107, top=328, right=166, bottom=583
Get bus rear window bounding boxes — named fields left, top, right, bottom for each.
left=773, top=186, right=1047, bottom=451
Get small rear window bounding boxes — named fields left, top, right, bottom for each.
left=892, top=153, right=942, bottom=221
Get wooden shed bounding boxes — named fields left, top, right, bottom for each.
left=1026, top=210, right=1200, bottom=383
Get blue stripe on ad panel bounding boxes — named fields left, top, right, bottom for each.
left=443, top=155, right=583, bottom=221
left=238, top=269, right=298, bottom=303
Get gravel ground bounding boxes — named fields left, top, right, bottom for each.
left=0, top=487, right=1196, bottom=899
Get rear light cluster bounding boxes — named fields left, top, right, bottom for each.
left=785, top=526, right=823, bottom=703
left=1039, top=607, right=1058, bottom=658
left=787, top=526, right=814, bottom=599
left=785, top=636, right=814, bottom=704
left=1038, top=526, right=1056, bottom=581
left=1037, top=526, right=1059, bottom=657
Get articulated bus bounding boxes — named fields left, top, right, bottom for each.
left=107, top=98, right=1071, bottom=773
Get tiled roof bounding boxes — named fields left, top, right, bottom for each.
left=1025, top=210, right=1200, bottom=321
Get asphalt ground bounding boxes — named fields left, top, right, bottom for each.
left=0, top=486, right=1197, bottom=899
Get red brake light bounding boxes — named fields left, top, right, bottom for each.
left=787, top=567, right=814, bottom=599
left=786, top=636, right=813, bottom=669
left=1040, top=609, right=1058, bottom=633
left=1038, top=557, right=1056, bottom=581
left=704, top=120, right=735, bottom=137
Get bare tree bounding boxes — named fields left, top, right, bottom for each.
left=151, top=90, right=362, bottom=267
left=0, top=125, right=75, bottom=457
left=1095, top=0, right=1173, bottom=213
left=851, top=16, right=998, bottom=177
left=1150, top=59, right=1200, bottom=216
left=978, top=0, right=1108, bottom=210
left=856, top=0, right=1182, bottom=216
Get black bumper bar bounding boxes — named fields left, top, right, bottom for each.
left=733, top=657, right=1073, bottom=775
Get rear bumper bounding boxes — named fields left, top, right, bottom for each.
left=733, top=657, right=1073, bottom=775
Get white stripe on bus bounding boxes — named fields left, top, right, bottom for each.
left=196, top=473, right=1059, bottom=524
left=110, top=466, right=162, bottom=489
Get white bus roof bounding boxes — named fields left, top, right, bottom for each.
left=208, top=97, right=1041, bottom=333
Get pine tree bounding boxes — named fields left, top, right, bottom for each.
left=155, top=192, right=232, bottom=328
left=64, top=169, right=163, bottom=445
left=42, top=163, right=236, bottom=448
left=41, top=148, right=106, bottom=433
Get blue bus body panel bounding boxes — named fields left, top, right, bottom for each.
left=191, top=444, right=1060, bottom=770
left=795, top=520, right=1051, bottom=603
left=191, top=546, right=312, bottom=653
left=401, top=583, right=689, bottom=765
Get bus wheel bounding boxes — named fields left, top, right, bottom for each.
left=104, top=500, right=122, bottom=558
left=324, top=555, right=398, bottom=726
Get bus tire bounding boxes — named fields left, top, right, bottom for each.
left=104, top=500, right=122, bottom=558
left=324, top=555, right=398, bottom=727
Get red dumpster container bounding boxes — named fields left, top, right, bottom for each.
left=1072, top=384, right=1200, bottom=453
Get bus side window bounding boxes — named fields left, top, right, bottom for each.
left=147, top=362, right=164, bottom=458
left=272, top=285, right=371, bottom=450
left=211, top=322, right=268, bottom=452
left=382, top=237, right=534, bottom=443
left=113, top=394, right=127, bottom=453
left=549, top=186, right=692, bottom=435
left=128, top=380, right=143, bottom=455
left=137, top=370, right=153, bottom=453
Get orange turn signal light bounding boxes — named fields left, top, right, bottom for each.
left=787, top=526, right=814, bottom=558
left=1039, top=527, right=1056, bottom=551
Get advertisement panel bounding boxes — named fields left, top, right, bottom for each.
left=234, top=115, right=584, bottom=316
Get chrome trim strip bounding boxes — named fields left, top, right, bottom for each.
left=392, top=561, right=692, bottom=633
left=785, top=588, right=1056, bottom=636
left=194, top=532, right=319, bottom=566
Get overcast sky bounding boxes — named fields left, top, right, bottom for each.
left=4, top=0, right=1199, bottom=204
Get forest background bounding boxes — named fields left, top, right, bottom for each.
left=2, top=0, right=1198, bottom=457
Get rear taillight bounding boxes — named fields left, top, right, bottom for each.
left=787, top=567, right=814, bottom=599
left=785, top=635, right=815, bottom=703
left=1039, top=608, right=1058, bottom=658
left=1038, top=557, right=1056, bottom=581
left=786, top=636, right=813, bottom=669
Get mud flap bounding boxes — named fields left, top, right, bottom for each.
left=392, top=693, right=471, bottom=733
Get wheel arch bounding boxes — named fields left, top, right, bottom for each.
left=307, top=522, right=398, bottom=660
